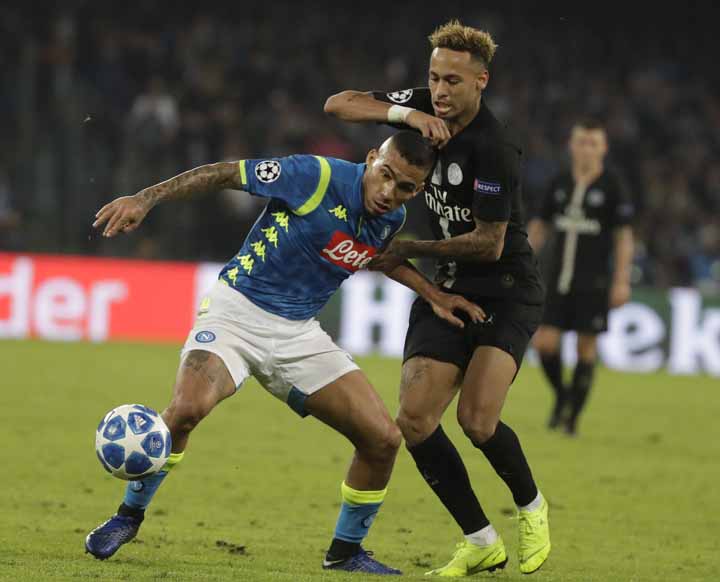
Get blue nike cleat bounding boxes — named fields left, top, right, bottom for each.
left=323, top=548, right=402, bottom=575
left=85, top=512, right=143, bottom=560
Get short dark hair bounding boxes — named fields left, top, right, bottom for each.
left=388, top=130, right=437, bottom=171
left=574, top=116, right=606, bottom=131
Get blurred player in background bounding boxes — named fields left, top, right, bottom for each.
left=528, top=118, right=635, bottom=435
left=85, top=131, right=485, bottom=575
left=326, top=20, right=550, bottom=576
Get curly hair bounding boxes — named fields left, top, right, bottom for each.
left=428, top=19, right=498, bottom=69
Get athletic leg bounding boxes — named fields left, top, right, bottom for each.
left=533, top=325, right=567, bottom=429
left=396, top=357, right=493, bottom=535
left=86, top=351, right=236, bottom=560
left=396, top=356, right=509, bottom=575
left=302, top=370, right=402, bottom=574
left=457, top=346, right=550, bottom=574
left=566, top=334, right=598, bottom=435
left=457, top=346, right=537, bottom=506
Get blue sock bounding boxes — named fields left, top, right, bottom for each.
left=332, top=481, right=387, bottom=544
left=122, top=451, right=184, bottom=510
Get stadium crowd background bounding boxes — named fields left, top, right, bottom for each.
left=1, top=2, right=717, bottom=291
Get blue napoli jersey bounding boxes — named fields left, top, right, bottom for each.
left=219, top=155, right=407, bottom=320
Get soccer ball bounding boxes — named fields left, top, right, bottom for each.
left=95, top=404, right=172, bottom=480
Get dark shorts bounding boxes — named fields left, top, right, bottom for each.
left=403, top=295, right=543, bottom=373
left=541, top=289, right=609, bottom=334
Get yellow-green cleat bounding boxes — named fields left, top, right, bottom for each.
left=518, top=497, right=551, bottom=574
left=425, top=538, right=507, bottom=577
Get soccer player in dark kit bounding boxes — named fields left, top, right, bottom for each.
left=325, top=20, right=550, bottom=576
left=528, top=119, right=635, bottom=435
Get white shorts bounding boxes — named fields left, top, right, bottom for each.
left=181, top=281, right=359, bottom=416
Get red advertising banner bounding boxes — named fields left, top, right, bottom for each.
left=0, top=253, right=198, bottom=342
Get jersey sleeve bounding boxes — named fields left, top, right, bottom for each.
left=237, top=155, right=331, bottom=215
left=471, top=143, right=521, bottom=223
left=370, top=87, right=434, bottom=128
left=609, top=174, right=635, bottom=228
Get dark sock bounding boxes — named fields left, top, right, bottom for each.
left=327, top=538, right=360, bottom=561
left=408, top=425, right=489, bottom=534
left=474, top=421, right=538, bottom=507
left=567, top=360, right=596, bottom=433
left=117, top=503, right=144, bottom=521
left=540, top=353, right=567, bottom=427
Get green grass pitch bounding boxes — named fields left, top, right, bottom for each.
left=1, top=340, right=718, bottom=581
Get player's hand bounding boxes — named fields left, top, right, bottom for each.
left=430, top=291, right=486, bottom=329
left=93, top=194, right=150, bottom=238
left=367, top=250, right=404, bottom=273
left=610, top=281, right=631, bottom=308
left=406, top=110, right=451, bottom=148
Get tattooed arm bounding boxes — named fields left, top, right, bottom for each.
left=387, top=218, right=507, bottom=262
left=92, top=162, right=244, bottom=237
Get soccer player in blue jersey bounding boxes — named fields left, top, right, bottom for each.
left=86, top=131, right=484, bottom=575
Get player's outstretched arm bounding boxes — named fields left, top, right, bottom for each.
left=324, top=91, right=451, bottom=147
left=386, top=218, right=507, bottom=262
left=370, top=256, right=485, bottom=328
left=324, top=91, right=395, bottom=123
left=93, top=162, right=242, bottom=237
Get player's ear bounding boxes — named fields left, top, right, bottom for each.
left=477, top=69, right=489, bottom=92
left=366, top=149, right=378, bottom=166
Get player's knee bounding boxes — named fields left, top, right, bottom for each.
left=396, top=408, right=437, bottom=448
left=457, top=408, right=498, bottom=445
left=364, top=421, right=402, bottom=465
left=534, top=334, right=559, bottom=357
left=577, top=336, right=598, bottom=362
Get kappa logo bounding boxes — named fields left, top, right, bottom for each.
left=195, top=330, right=216, bottom=343
left=387, top=89, right=413, bottom=104
left=255, top=160, right=281, bottom=183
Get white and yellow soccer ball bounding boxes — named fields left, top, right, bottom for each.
left=95, top=404, right=171, bottom=480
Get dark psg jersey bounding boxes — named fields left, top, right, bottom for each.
left=374, top=87, right=543, bottom=304
left=537, top=168, right=635, bottom=294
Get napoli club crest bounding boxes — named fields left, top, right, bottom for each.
left=195, top=331, right=216, bottom=343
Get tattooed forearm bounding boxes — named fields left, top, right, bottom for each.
left=136, top=162, right=241, bottom=209
left=391, top=220, right=507, bottom=262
